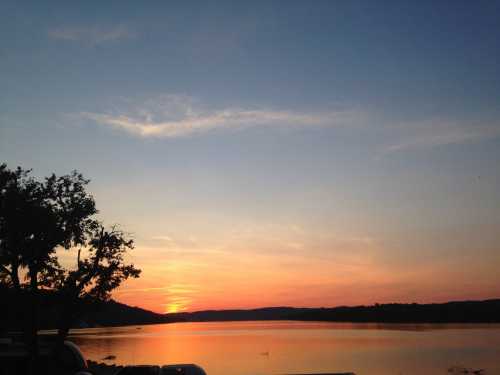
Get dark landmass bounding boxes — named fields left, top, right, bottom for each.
left=1, top=285, right=499, bottom=331
left=0, top=286, right=165, bottom=331
left=166, top=299, right=500, bottom=324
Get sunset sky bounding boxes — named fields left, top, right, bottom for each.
left=1, top=1, right=500, bottom=313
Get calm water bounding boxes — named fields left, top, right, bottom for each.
left=67, top=321, right=500, bottom=375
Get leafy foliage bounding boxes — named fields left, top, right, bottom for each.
left=0, top=164, right=98, bottom=288
left=0, top=163, right=141, bottom=340
left=48, top=224, right=141, bottom=301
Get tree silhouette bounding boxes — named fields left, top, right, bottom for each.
left=0, top=164, right=140, bottom=366
left=0, top=164, right=40, bottom=289
left=0, top=165, right=97, bottom=289
left=47, top=223, right=141, bottom=342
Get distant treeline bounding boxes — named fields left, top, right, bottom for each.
left=167, top=300, right=500, bottom=323
left=1, top=286, right=499, bottom=332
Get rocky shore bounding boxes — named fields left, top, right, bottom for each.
left=87, top=360, right=124, bottom=375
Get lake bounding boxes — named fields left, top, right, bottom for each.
left=68, top=321, right=500, bottom=375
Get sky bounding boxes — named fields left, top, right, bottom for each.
left=1, top=1, right=500, bottom=313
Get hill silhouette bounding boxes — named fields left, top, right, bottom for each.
left=166, top=299, right=500, bottom=324
left=1, top=285, right=499, bottom=331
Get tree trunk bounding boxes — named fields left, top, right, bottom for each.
left=56, top=297, right=76, bottom=344
left=54, top=286, right=79, bottom=354
left=10, top=260, right=20, bottom=290
left=27, top=265, right=39, bottom=375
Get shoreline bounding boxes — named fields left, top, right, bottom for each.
left=88, top=360, right=124, bottom=375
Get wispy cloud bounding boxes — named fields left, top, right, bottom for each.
left=383, top=121, right=500, bottom=153
left=151, top=235, right=174, bottom=242
left=79, top=95, right=361, bottom=138
left=48, top=25, right=132, bottom=45
left=77, top=95, right=500, bottom=147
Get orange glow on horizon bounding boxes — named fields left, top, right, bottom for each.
left=112, top=229, right=500, bottom=314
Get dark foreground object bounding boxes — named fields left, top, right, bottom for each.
left=0, top=338, right=87, bottom=375
left=0, top=337, right=209, bottom=375
left=114, top=368, right=355, bottom=375
left=115, top=365, right=207, bottom=375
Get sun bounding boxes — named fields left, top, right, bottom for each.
left=165, top=302, right=188, bottom=314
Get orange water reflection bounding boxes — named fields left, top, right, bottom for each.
left=68, top=321, right=500, bottom=375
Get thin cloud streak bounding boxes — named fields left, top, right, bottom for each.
left=79, top=96, right=362, bottom=138
left=48, top=25, right=132, bottom=45
left=78, top=95, right=500, bottom=148
left=383, top=121, right=500, bottom=154
left=151, top=235, right=174, bottom=242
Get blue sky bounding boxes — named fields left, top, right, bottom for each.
left=1, top=1, right=500, bottom=312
